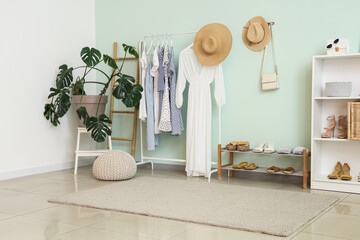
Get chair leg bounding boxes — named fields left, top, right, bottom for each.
left=74, top=130, right=81, bottom=175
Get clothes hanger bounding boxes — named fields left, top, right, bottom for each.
left=147, top=35, right=154, bottom=55
left=165, top=33, right=169, bottom=48
left=185, top=42, right=194, bottom=49
left=161, top=34, right=165, bottom=47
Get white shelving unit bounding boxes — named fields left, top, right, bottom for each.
left=311, top=54, right=360, bottom=193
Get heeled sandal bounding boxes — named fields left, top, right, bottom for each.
left=328, top=161, right=342, bottom=179
left=321, top=115, right=336, bottom=138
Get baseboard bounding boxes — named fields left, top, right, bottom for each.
left=0, top=158, right=94, bottom=181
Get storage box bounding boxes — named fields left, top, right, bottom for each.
left=325, top=82, right=352, bottom=97
left=348, top=102, right=360, bottom=140
left=327, top=38, right=349, bottom=55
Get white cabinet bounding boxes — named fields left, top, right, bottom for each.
left=311, top=53, right=360, bottom=193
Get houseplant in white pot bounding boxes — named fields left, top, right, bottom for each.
left=43, top=44, right=142, bottom=142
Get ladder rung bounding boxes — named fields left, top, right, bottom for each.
left=112, top=137, right=133, bottom=141
left=112, top=110, right=135, bottom=114
left=115, top=57, right=137, bottom=61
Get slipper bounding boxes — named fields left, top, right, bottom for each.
left=266, top=166, right=282, bottom=173
left=233, top=161, right=248, bottom=169
left=244, top=163, right=258, bottom=170
left=282, top=167, right=295, bottom=174
left=253, top=142, right=267, bottom=153
left=264, top=142, right=275, bottom=153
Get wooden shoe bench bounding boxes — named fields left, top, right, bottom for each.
left=216, top=144, right=311, bottom=189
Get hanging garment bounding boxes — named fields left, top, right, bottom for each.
left=176, top=45, right=225, bottom=178
left=139, top=49, right=147, bottom=121
left=145, top=54, right=160, bottom=150
left=150, top=46, right=161, bottom=134
left=158, top=46, right=172, bottom=132
left=158, top=47, right=165, bottom=116
left=169, top=47, right=184, bottom=136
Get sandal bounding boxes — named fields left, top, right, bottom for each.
left=244, top=163, right=258, bottom=170
left=253, top=142, right=267, bottom=153
left=266, top=166, right=282, bottom=173
left=328, top=161, right=342, bottom=179
left=340, top=163, right=352, bottom=180
left=264, top=142, right=275, bottom=153
left=233, top=161, right=248, bottom=169
left=282, top=167, right=294, bottom=174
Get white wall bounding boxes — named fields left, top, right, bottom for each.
left=0, top=0, right=96, bottom=179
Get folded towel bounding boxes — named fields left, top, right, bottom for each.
left=293, top=146, right=309, bottom=155
left=277, top=146, right=293, bottom=154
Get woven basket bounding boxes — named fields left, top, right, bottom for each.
left=226, top=144, right=237, bottom=151
left=348, top=102, right=360, bottom=140
left=92, top=150, right=137, bottom=181
left=237, top=144, right=249, bottom=151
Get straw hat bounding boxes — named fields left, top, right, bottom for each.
left=243, top=16, right=271, bottom=51
left=194, top=23, right=232, bottom=66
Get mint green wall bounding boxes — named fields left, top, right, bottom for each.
left=95, top=0, right=360, bottom=169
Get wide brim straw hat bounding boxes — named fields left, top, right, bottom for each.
left=194, top=23, right=232, bottom=66
left=243, top=16, right=271, bottom=51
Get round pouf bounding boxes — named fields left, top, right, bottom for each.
left=92, top=150, right=137, bottom=181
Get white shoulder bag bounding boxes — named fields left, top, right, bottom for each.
left=261, top=25, right=279, bottom=91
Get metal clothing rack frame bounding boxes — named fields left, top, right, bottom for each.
left=137, top=30, right=222, bottom=182
left=137, top=22, right=275, bottom=181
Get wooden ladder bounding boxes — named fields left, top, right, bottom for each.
left=109, top=42, right=139, bottom=157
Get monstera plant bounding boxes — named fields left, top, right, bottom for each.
left=43, top=44, right=142, bottom=142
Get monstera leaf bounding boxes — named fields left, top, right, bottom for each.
left=80, top=47, right=101, bottom=67
left=122, top=44, right=139, bottom=58
left=122, top=84, right=143, bottom=108
left=43, top=103, right=60, bottom=126
left=56, top=64, right=73, bottom=89
left=86, top=114, right=112, bottom=142
left=76, top=106, right=90, bottom=127
left=103, top=54, right=118, bottom=69
left=54, top=89, right=71, bottom=117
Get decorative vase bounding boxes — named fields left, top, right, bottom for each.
left=72, top=95, right=108, bottom=127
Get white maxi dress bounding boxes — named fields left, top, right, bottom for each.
left=176, top=45, right=225, bottom=178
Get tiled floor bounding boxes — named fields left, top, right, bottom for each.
left=0, top=164, right=358, bottom=240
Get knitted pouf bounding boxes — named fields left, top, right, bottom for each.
left=92, top=150, right=137, bottom=181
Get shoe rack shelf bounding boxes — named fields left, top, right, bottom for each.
left=311, top=54, right=360, bottom=194
left=217, top=147, right=310, bottom=189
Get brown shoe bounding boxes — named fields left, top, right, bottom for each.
left=282, top=167, right=294, bottom=174
left=266, top=166, right=282, bottom=173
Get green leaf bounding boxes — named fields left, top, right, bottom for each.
left=123, top=74, right=135, bottom=83
left=76, top=106, right=90, bottom=127
left=56, top=64, right=73, bottom=89
left=80, top=47, right=101, bottom=67
left=122, top=44, right=139, bottom=58
left=43, top=103, right=60, bottom=126
left=122, top=84, right=143, bottom=108
left=103, top=54, right=118, bottom=69
left=86, top=114, right=112, bottom=142
left=71, top=80, right=86, bottom=95
left=54, top=89, right=71, bottom=117
left=48, top=87, right=60, bottom=99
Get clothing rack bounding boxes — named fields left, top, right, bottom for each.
left=137, top=31, right=222, bottom=181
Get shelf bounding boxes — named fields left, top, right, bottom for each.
left=76, top=150, right=109, bottom=157
left=222, top=166, right=303, bottom=177
left=313, top=138, right=350, bottom=142
left=220, top=149, right=308, bottom=157
left=315, top=97, right=360, bottom=100
left=313, top=176, right=360, bottom=186
left=313, top=53, right=360, bottom=60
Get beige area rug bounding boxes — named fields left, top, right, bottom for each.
left=49, top=176, right=339, bottom=237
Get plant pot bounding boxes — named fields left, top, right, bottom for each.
left=72, top=95, right=108, bottom=127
